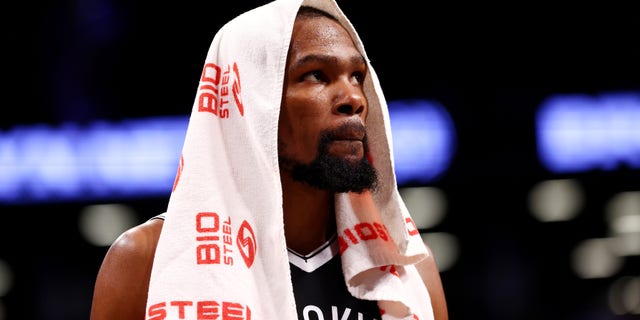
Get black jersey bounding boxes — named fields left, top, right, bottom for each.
left=288, top=234, right=381, bottom=320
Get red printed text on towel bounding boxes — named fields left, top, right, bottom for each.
left=195, top=212, right=256, bottom=268
left=198, top=62, right=244, bottom=118
left=405, top=217, right=420, bottom=236
left=195, top=212, right=235, bottom=265
left=147, top=300, right=251, bottom=320
left=338, top=222, right=389, bottom=255
left=379, top=264, right=400, bottom=277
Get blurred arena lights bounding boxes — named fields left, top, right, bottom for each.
left=609, top=276, right=640, bottom=316
left=536, top=91, right=640, bottom=173
left=78, top=203, right=140, bottom=247
left=420, top=232, right=459, bottom=272
left=0, top=258, right=12, bottom=320
left=0, top=100, right=456, bottom=204
left=0, top=117, right=187, bottom=204
left=0, top=259, right=13, bottom=297
left=388, top=99, right=457, bottom=185
left=528, top=178, right=585, bottom=222
left=571, top=237, right=625, bottom=279
left=400, top=186, right=447, bottom=229
left=565, top=189, right=640, bottom=315
left=400, top=185, right=458, bottom=272
left=528, top=180, right=640, bottom=316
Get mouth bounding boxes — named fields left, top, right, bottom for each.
left=328, top=122, right=366, bottom=142
left=324, top=123, right=366, bottom=160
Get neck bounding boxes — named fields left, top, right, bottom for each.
left=281, top=172, right=336, bottom=255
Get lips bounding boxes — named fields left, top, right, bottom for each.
left=323, top=122, right=366, bottom=161
left=328, top=122, right=366, bottom=142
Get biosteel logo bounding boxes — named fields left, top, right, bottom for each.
left=194, top=212, right=256, bottom=268
left=197, top=62, right=244, bottom=119
left=236, top=220, right=256, bottom=268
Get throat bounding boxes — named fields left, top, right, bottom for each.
left=281, top=176, right=336, bottom=255
left=284, top=205, right=337, bottom=255
left=286, top=222, right=337, bottom=256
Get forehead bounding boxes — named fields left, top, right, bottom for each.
left=289, top=14, right=358, bottom=55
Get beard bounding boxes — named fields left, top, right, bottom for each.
left=279, top=125, right=378, bottom=193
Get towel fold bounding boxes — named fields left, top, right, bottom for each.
left=146, top=0, right=434, bottom=319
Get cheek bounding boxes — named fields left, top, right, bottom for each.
left=278, top=112, right=314, bottom=159
left=281, top=89, right=327, bottom=158
left=290, top=122, right=320, bottom=159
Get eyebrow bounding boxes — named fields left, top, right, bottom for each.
left=290, top=53, right=366, bottom=70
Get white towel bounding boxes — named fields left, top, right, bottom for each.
left=146, top=0, right=434, bottom=319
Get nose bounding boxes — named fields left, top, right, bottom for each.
left=336, top=103, right=365, bottom=116
left=332, top=79, right=366, bottom=117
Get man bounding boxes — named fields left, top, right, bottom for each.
left=90, top=1, right=448, bottom=319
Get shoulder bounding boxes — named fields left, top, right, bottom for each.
left=414, top=244, right=449, bottom=320
left=90, top=216, right=164, bottom=320
left=110, top=217, right=164, bottom=261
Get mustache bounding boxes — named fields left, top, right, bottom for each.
left=322, top=122, right=366, bottom=141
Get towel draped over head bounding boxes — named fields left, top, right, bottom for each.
left=146, top=0, right=434, bottom=319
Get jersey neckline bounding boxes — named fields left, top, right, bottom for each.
left=287, top=233, right=339, bottom=273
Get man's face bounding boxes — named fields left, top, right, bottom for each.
left=278, top=13, right=377, bottom=193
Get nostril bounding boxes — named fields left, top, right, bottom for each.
left=337, top=105, right=353, bottom=114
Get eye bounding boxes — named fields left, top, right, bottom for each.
left=351, top=71, right=365, bottom=85
left=301, top=70, right=326, bottom=83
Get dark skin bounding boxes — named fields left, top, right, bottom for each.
left=90, top=12, right=448, bottom=320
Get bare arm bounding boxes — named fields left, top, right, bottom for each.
left=415, top=245, right=449, bottom=320
left=90, top=218, right=164, bottom=320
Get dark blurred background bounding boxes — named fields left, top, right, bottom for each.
left=2, top=1, right=640, bottom=319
